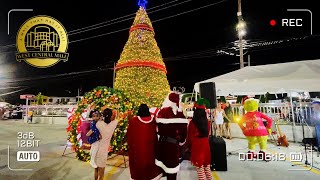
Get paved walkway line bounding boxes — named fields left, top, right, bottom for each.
left=104, top=159, right=123, bottom=180
left=267, top=148, right=320, bottom=175
left=212, top=170, right=220, bottom=180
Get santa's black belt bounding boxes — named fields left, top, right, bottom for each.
left=159, top=135, right=179, bottom=144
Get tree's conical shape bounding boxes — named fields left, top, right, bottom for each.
left=114, top=7, right=170, bottom=108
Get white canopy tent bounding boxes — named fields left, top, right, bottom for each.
left=194, top=59, right=320, bottom=141
left=194, top=59, right=320, bottom=96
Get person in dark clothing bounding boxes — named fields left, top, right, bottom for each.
left=223, top=102, right=233, bottom=139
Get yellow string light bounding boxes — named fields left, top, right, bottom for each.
left=115, top=7, right=170, bottom=108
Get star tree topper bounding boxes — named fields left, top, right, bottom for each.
left=138, top=0, right=148, bottom=9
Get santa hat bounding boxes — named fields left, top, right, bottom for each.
left=241, top=96, right=249, bottom=106
left=161, top=91, right=181, bottom=115
left=169, top=92, right=180, bottom=106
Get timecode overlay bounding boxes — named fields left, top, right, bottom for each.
left=7, top=132, right=41, bottom=171
left=239, top=152, right=287, bottom=161
left=238, top=147, right=317, bottom=171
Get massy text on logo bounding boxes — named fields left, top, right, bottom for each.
left=16, top=15, right=69, bottom=68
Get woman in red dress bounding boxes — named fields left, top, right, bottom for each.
left=187, top=100, right=212, bottom=180
left=127, top=104, right=162, bottom=180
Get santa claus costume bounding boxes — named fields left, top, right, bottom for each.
left=155, top=92, right=189, bottom=180
left=127, top=104, right=162, bottom=180
left=187, top=98, right=212, bottom=180
left=238, top=98, right=273, bottom=161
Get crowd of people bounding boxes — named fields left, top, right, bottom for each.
left=82, top=95, right=320, bottom=180
left=126, top=92, right=213, bottom=180
left=85, top=91, right=216, bottom=180
left=206, top=101, right=234, bottom=139
left=85, top=92, right=239, bottom=180
left=212, top=102, right=232, bottom=139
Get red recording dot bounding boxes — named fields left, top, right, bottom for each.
left=270, top=20, right=276, bottom=26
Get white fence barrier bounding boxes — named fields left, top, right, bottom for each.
left=22, top=105, right=76, bottom=117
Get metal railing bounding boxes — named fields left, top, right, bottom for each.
left=22, top=105, right=76, bottom=117
left=22, top=103, right=318, bottom=125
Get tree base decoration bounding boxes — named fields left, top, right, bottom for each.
left=66, top=86, right=135, bottom=162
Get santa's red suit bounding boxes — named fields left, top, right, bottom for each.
left=127, top=115, right=162, bottom=180
left=155, top=92, right=188, bottom=179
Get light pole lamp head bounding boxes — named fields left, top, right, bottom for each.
left=237, top=21, right=246, bottom=29
left=236, top=20, right=246, bottom=37
left=238, top=29, right=246, bottom=37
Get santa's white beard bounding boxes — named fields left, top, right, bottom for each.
left=161, top=97, right=173, bottom=108
left=161, top=97, right=181, bottom=115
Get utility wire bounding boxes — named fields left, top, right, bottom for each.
left=69, top=28, right=128, bottom=44
left=0, top=35, right=314, bottom=85
left=68, top=0, right=182, bottom=33
left=69, top=0, right=227, bottom=44
left=0, top=0, right=226, bottom=48
left=0, top=86, right=28, bottom=90
left=0, top=34, right=316, bottom=85
left=153, top=0, right=226, bottom=23
left=0, top=88, right=29, bottom=97
left=69, top=0, right=194, bottom=35
left=163, top=35, right=320, bottom=61
left=0, top=0, right=194, bottom=48
left=0, top=67, right=113, bottom=84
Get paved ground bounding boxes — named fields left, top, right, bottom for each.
left=0, top=119, right=319, bottom=180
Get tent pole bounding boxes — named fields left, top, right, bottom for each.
left=290, top=91, right=296, bottom=142
left=194, top=88, right=198, bottom=101
left=191, top=88, right=196, bottom=102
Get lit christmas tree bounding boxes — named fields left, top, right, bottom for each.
left=114, top=1, right=170, bottom=108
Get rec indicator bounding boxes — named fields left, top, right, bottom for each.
left=269, top=19, right=303, bottom=27
left=270, top=19, right=276, bottom=26
left=268, top=9, right=312, bottom=35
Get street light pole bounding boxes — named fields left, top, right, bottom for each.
left=238, top=0, right=242, bottom=13
left=239, top=35, right=244, bottom=69
left=237, top=0, right=245, bottom=69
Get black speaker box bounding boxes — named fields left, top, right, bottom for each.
left=199, top=82, right=217, bottom=109
left=209, top=136, right=227, bottom=171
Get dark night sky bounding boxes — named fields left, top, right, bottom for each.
left=0, top=0, right=319, bottom=104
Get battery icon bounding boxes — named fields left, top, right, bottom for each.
left=289, top=152, right=303, bottom=162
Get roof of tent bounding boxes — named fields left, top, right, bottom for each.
left=194, top=59, right=320, bottom=96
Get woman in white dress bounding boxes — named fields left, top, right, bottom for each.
left=214, top=103, right=231, bottom=137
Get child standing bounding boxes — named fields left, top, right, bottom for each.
left=86, top=109, right=101, bottom=168
left=188, top=98, right=212, bottom=180
left=27, top=110, right=33, bottom=123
